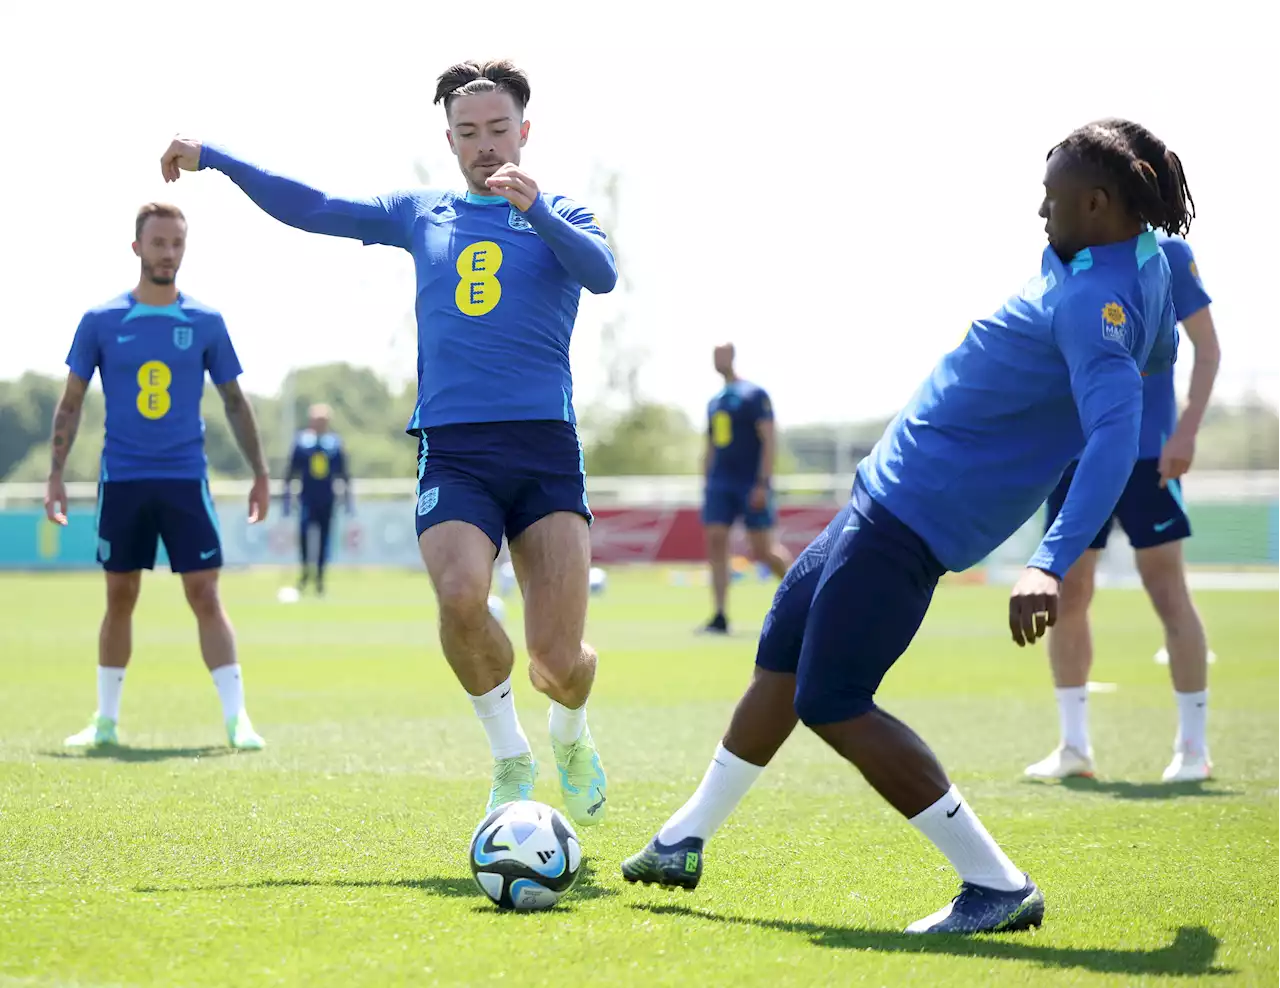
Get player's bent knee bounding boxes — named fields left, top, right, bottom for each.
left=794, top=684, right=877, bottom=729
left=432, top=569, right=492, bottom=622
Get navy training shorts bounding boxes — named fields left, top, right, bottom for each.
left=413, top=420, right=592, bottom=553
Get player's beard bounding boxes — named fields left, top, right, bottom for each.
left=142, top=260, right=178, bottom=286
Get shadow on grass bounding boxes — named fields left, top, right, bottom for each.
left=1055, top=777, right=1236, bottom=801
left=631, top=904, right=1228, bottom=978
left=43, top=746, right=236, bottom=763
left=135, top=862, right=617, bottom=904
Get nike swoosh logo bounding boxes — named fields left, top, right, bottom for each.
left=199, top=549, right=218, bottom=560
left=946, top=802, right=962, bottom=818
left=499, top=689, right=511, bottom=699
left=1153, top=519, right=1176, bottom=532
left=117, top=335, right=136, bottom=343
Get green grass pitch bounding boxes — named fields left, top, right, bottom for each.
left=1, top=567, right=1276, bottom=987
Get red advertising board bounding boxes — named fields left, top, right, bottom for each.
left=588, top=506, right=840, bottom=563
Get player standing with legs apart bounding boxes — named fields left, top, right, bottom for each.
left=623, top=119, right=1192, bottom=933
left=158, top=59, right=616, bottom=826
left=700, top=343, right=792, bottom=634
left=50, top=204, right=271, bottom=751
left=1026, top=223, right=1219, bottom=783
left=284, top=403, right=351, bottom=596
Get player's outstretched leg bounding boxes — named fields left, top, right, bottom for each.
left=182, top=571, right=265, bottom=750
left=1135, top=543, right=1212, bottom=781
left=420, top=520, right=535, bottom=813
left=1026, top=551, right=1098, bottom=780
left=622, top=667, right=799, bottom=889
left=511, top=512, right=607, bottom=827
left=624, top=510, right=836, bottom=889
left=795, top=500, right=1042, bottom=935
left=66, top=572, right=139, bottom=749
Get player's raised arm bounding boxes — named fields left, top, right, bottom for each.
left=160, top=137, right=411, bottom=249
left=484, top=164, right=616, bottom=295
left=1029, top=291, right=1145, bottom=579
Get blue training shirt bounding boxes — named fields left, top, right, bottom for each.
left=65, top=293, right=243, bottom=481
left=707, top=381, right=772, bottom=488
left=198, top=145, right=617, bottom=432
left=289, top=429, right=347, bottom=505
left=859, top=231, right=1177, bottom=578
left=1139, top=235, right=1212, bottom=458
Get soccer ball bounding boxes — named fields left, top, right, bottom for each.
left=487, top=595, right=506, bottom=624
left=588, top=566, right=607, bottom=595
left=469, top=800, right=582, bottom=911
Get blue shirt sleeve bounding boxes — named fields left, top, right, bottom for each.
left=1028, top=287, right=1143, bottom=577
left=204, top=315, right=243, bottom=385
left=65, top=313, right=99, bottom=382
left=756, top=390, right=774, bottom=423
left=1160, top=238, right=1213, bottom=321
left=333, top=446, right=348, bottom=479
left=199, top=144, right=414, bottom=249
left=522, top=195, right=617, bottom=294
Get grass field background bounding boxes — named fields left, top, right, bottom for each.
left=1, top=566, right=1276, bottom=987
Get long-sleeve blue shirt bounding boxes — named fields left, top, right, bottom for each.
left=199, top=145, right=617, bottom=432
left=859, top=232, right=1177, bottom=577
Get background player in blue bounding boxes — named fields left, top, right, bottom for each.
left=1028, top=234, right=1220, bottom=784
left=158, top=59, right=617, bottom=828
left=45, top=203, right=272, bottom=752
left=623, top=119, right=1192, bottom=935
left=701, top=342, right=792, bottom=634
left=284, top=403, right=352, bottom=596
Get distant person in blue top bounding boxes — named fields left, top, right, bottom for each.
left=701, top=343, right=792, bottom=634
left=1028, top=234, right=1220, bottom=785
left=284, top=403, right=352, bottom=596
left=45, top=203, right=272, bottom=753
left=158, top=59, right=616, bottom=828
left=624, top=118, right=1193, bottom=936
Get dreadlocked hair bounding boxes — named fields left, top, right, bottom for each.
left=433, top=59, right=531, bottom=115
left=1049, top=118, right=1195, bottom=238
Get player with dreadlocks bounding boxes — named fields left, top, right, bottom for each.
left=622, top=118, right=1192, bottom=935
left=1027, top=120, right=1220, bottom=785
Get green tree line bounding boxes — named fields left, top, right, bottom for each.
left=1, top=366, right=1276, bottom=483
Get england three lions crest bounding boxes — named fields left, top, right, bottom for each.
left=173, top=325, right=194, bottom=350
left=508, top=207, right=533, bottom=232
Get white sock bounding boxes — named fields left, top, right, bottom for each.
left=548, top=700, right=587, bottom=745
left=657, top=742, right=764, bottom=845
left=97, top=666, right=126, bottom=722
left=910, top=785, right=1025, bottom=892
left=1056, top=686, right=1090, bottom=753
left=469, top=677, right=531, bottom=760
left=211, top=664, right=246, bottom=722
left=1175, top=690, right=1208, bottom=754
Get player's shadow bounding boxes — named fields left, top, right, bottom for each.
left=631, top=905, right=1228, bottom=978
left=1055, top=777, right=1234, bottom=801
left=43, top=746, right=235, bottom=763
left=134, top=863, right=617, bottom=905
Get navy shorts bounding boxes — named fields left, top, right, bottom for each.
left=413, top=421, right=592, bottom=552
left=702, top=483, right=776, bottom=530
left=1046, top=458, right=1191, bottom=551
left=755, top=476, right=945, bottom=726
left=95, top=479, right=222, bottom=574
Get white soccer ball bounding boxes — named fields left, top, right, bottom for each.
left=588, top=566, right=607, bottom=595
left=1154, top=647, right=1216, bottom=665
left=469, top=800, right=582, bottom=911
left=487, top=595, right=506, bottom=624
left=276, top=586, right=300, bottom=604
